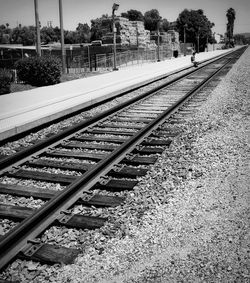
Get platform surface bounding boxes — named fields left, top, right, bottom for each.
left=0, top=49, right=230, bottom=140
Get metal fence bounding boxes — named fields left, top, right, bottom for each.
left=0, top=45, right=177, bottom=79
left=65, top=46, right=174, bottom=74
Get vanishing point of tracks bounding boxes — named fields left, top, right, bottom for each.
left=0, top=47, right=246, bottom=272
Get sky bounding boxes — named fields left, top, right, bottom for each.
left=0, top=0, right=249, bottom=36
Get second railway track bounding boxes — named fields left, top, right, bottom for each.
left=0, top=47, right=246, bottom=274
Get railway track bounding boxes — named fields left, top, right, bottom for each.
left=0, top=47, right=246, bottom=274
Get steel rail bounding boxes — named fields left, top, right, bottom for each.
left=0, top=52, right=241, bottom=271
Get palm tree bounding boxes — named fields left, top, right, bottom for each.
left=226, top=8, right=236, bottom=46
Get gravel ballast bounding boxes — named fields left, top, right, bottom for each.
left=1, top=47, right=249, bottom=282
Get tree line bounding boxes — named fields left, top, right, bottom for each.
left=0, top=7, right=242, bottom=52
left=0, top=23, right=90, bottom=45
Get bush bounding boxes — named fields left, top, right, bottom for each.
left=173, top=50, right=179, bottom=58
left=15, top=55, right=61, bottom=86
left=0, top=69, right=12, bottom=95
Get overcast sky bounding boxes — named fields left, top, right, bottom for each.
left=0, top=0, right=249, bottom=35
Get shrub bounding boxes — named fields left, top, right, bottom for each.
left=15, top=55, right=61, bottom=86
left=0, top=69, right=12, bottom=95
left=173, top=50, right=179, bottom=58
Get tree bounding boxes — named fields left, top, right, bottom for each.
left=0, top=24, right=6, bottom=30
left=144, top=9, right=161, bottom=31
left=90, top=14, right=111, bottom=41
left=11, top=26, right=35, bottom=45
left=121, top=9, right=144, bottom=21
left=161, top=18, right=169, bottom=32
left=0, top=33, right=10, bottom=44
left=40, top=26, right=58, bottom=44
left=234, top=34, right=249, bottom=45
left=53, top=26, right=61, bottom=40
left=64, top=30, right=77, bottom=44
left=0, top=25, right=6, bottom=44
left=0, top=24, right=11, bottom=44
left=76, top=23, right=91, bottom=43
left=176, top=9, right=214, bottom=52
left=226, top=8, right=236, bottom=47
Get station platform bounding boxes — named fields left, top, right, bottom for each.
left=0, top=49, right=231, bottom=141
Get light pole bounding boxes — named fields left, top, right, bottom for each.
left=112, top=3, right=119, bottom=71
left=184, top=23, right=188, bottom=56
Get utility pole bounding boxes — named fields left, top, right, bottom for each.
left=136, top=24, right=139, bottom=49
left=34, top=0, right=41, bottom=56
left=213, top=32, right=215, bottom=51
left=197, top=27, right=200, bottom=53
left=112, top=3, right=119, bottom=71
left=157, top=20, right=161, bottom=62
left=184, top=24, right=188, bottom=56
left=59, top=0, right=66, bottom=73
